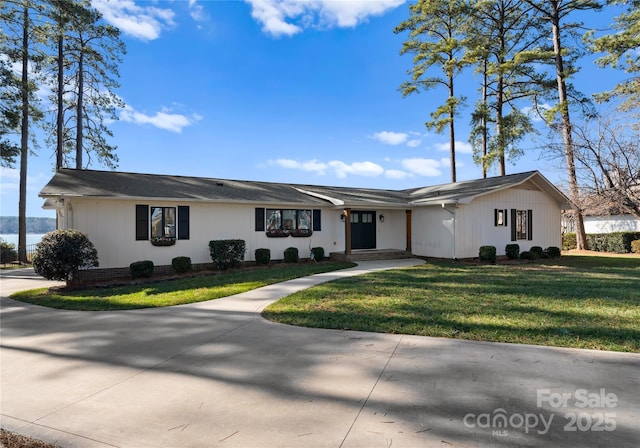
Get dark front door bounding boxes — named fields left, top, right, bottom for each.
left=350, top=211, right=376, bottom=249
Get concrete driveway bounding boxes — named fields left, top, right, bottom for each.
left=1, top=262, right=638, bottom=448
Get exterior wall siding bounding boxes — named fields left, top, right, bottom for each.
left=411, top=187, right=562, bottom=259
left=584, top=215, right=640, bottom=233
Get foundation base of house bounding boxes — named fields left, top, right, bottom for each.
left=330, top=249, right=414, bottom=262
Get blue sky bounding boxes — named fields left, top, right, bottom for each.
left=0, top=0, right=627, bottom=218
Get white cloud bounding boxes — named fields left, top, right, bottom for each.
left=92, top=0, right=175, bottom=41
left=188, top=0, right=207, bottom=23
left=372, top=131, right=408, bottom=145
left=522, top=103, right=552, bottom=123
left=120, top=106, right=201, bottom=133
left=385, top=169, right=411, bottom=179
left=0, top=167, right=51, bottom=196
left=434, top=141, right=473, bottom=154
left=328, top=160, right=385, bottom=178
left=406, top=139, right=421, bottom=148
left=269, top=158, right=328, bottom=174
left=244, top=0, right=404, bottom=37
left=401, top=158, right=442, bottom=177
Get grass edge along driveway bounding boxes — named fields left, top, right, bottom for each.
left=263, top=255, right=640, bottom=353
left=10, top=262, right=356, bottom=311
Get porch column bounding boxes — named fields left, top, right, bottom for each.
left=344, top=208, right=351, bottom=255
left=405, top=209, right=412, bottom=252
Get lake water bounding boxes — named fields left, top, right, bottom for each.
left=0, top=234, right=46, bottom=246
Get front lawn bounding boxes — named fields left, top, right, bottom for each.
left=262, top=255, right=640, bottom=352
left=10, top=262, right=355, bottom=311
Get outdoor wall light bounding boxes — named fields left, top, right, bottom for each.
left=340, top=214, right=345, bottom=222
left=379, top=214, right=385, bottom=223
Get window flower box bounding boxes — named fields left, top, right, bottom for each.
left=266, top=229, right=289, bottom=238
left=151, top=237, right=176, bottom=246
left=290, top=229, right=313, bottom=237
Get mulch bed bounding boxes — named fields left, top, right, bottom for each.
left=0, top=429, right=58, bottom=448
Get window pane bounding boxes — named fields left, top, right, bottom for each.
left=266, top=209, right=281, bottom=230
left=516, top=210, right=527, bottom=240
left=298, top=210, right=311, bottom=230
left=165, top=207, right=176, bottom=238
left=283, top=210, right=296, bottom=230
left=151, top=207, right=163, bottom=238
left=351, top=214, right=359, bottom=223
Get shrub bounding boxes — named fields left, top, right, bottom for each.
left=505, top=243, right=520, bottom=260
left=0, top=238, right=17, bottom=264
left=284, top=247, right=299, bottom=263
left=130, top=260, right=154, bottom=279
left=209, top=239, right=245, bottom=270
left=585, top=231, right=640, bottom=253
left=255, top=248, right=271, bottom=265
left=478, top=245, right=496, bottom=263
left=530, top=246, right=545, bottom=258
left=562, top=232, right=576, bottom=250
left=172, top=256, right=192, bottom=274
left=32, top=230, right=98, bottom=282
left=520, top=251, right=535, bottom=260
left=632, top=240, right=640, bottom=254
left=311, top=246, right=325, bottom=262
left=545, top=246, right=561, bottom=258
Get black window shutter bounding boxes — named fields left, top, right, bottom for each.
left=504, top=209, right=508, bottom=226
left=313, top=209, right=321, bottom=231
left=527, top=209, right=533, bottom=240
left=178, top=206, right=190, bottom=240
left=510, top=209, right=517, bottom=241
left=255, top=208, right=265, bottom=231
left=494, top=209, right=498, bottom=226
left=136, top=205, right=149, bottom=240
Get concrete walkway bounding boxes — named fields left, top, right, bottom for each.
left=1, top=262, right=638, bottom=448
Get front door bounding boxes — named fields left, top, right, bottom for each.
left=350, top=211, right=376, bottom=249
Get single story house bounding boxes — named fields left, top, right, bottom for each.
left=39, top=169, right=571, bottom=275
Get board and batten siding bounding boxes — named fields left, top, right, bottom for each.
left=59, top=198, right=340, bottom=269
left=411, top=186, right=562, bottom=259
left=455, top=187, right=562, bottom=258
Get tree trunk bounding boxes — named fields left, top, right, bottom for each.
left=550, top=1, right=587, bottom=250
left=18, top=2, right=29, bottom=263
left=75, top=48, right=83, bottom=169
left=449, top=74, right=456, bottom=183
left=481, top=59, right=488, bottom=179
left=496, top=72, right=505, bottom=176
left=56, top=32, right=63, bottom=170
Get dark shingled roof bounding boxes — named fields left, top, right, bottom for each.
left=40, top=168, right=570, bottom=208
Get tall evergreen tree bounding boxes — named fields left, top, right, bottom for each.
left=0, top=0, right=45, bottom=262
left=467, top=0, right=546, bottom=176
left=524, top=0, right=601, bottom=251
left=590, top=0, right=639, bottom=112
left=44, top=0, right=124, bottom=169
left=395, top=0, right=470, bottom=183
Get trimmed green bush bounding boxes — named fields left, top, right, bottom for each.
left=505, top=243, right=520, bottom=260
left=311, top=246, right=325, bottom=262
left=130, top=260, right=154, bottom=279
left=530, top=246, right=546, bottom=258
left=255, top=248, right=271, bottom=265
left=479, top=245, right=496, bottom=263
left=545, top=246, right=561, bottom=258
left=284, top=247, right=299, bottom=263
left=632, top=240, right=640, bottom=254
left=209, top=239, right=246, bottom=270
left=562, top=233, right=576, bottom=250
left=1, top=238, right=17, bottom=264
left=520, top=251, right=535, bottom=260
left=33, top=230, right=99, bottom=282
left=172, top=256, right=192, bottom=274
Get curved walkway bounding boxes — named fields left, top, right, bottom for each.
left=1, top=261, right=638, bottom=448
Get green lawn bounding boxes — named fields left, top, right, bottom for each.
left=11, top=262, right=355, bottom=311
left=262, top=255, right=640, bottom=352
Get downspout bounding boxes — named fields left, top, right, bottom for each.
left=442, top=203, right=457, bottom=260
